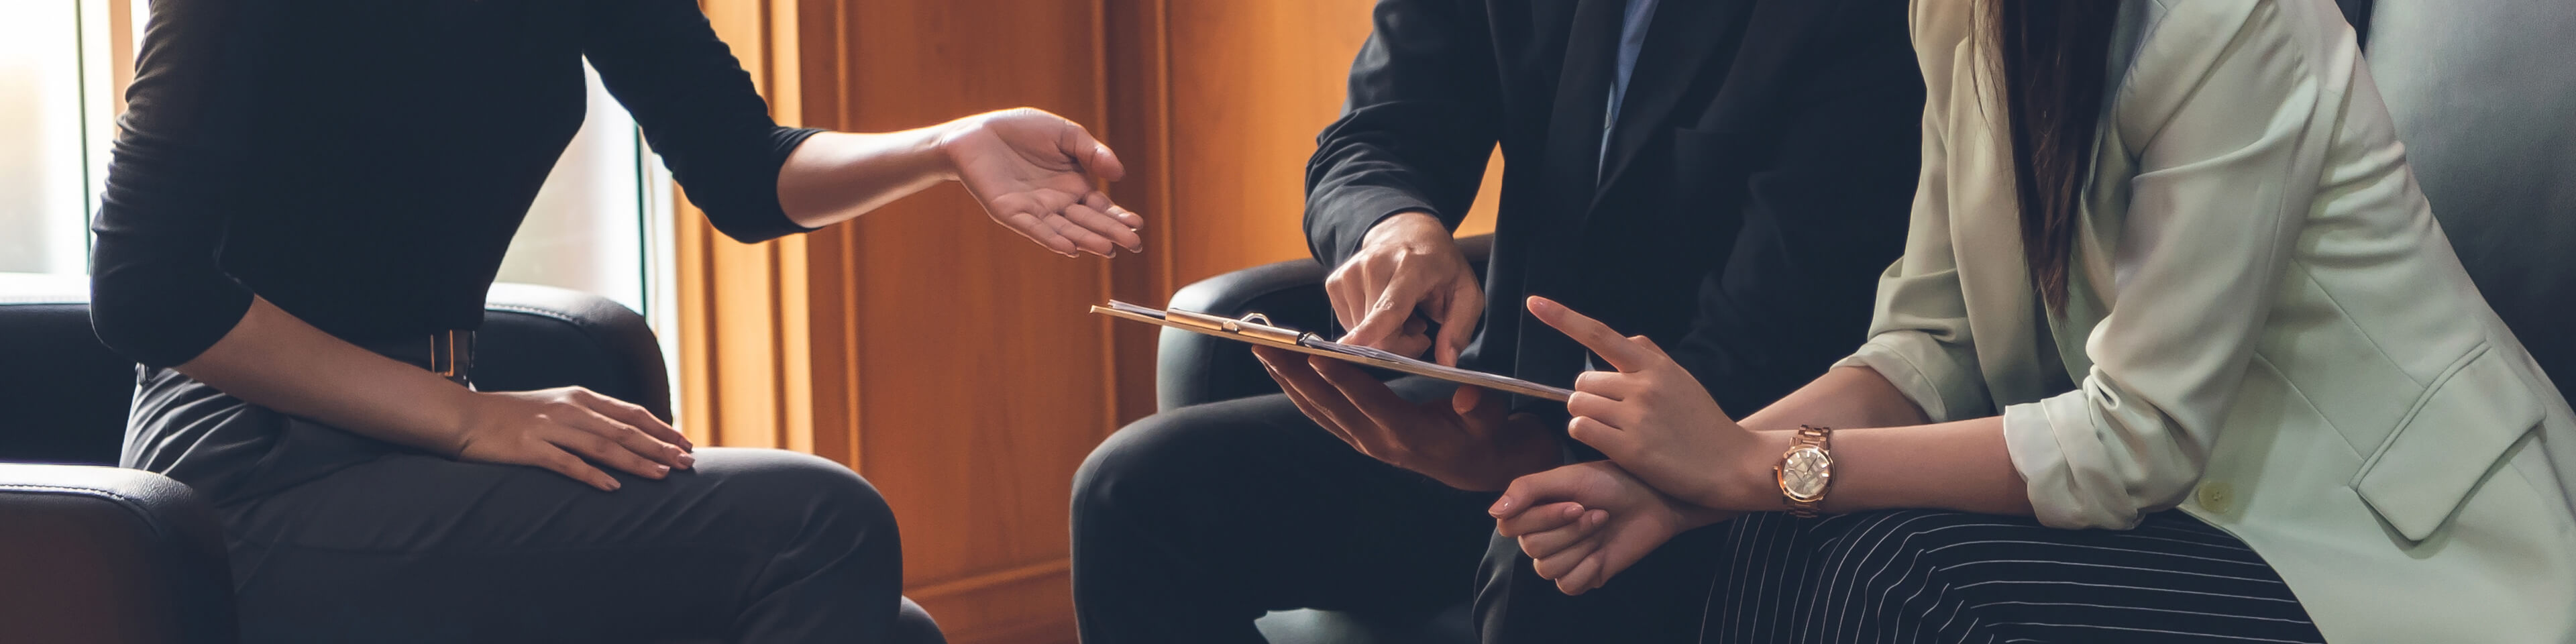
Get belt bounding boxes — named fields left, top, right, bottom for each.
left=355, top=329, right=476, bottom=387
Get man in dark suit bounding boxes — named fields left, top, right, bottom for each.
left=1071, top=1, right=1923, bottom=641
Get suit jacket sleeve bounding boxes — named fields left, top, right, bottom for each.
left=1666, top=2, right=1926, bottom=415
left=2005, top=1, right=2324, bottom=531
left=1304, top=0, right=1504, bottom=268
left=585, top=0, right=823, bottom=244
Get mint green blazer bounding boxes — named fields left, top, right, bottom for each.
left=1843, top=1, right=2576, bottom=641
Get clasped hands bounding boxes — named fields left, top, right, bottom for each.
left=1494, top=295, right=1787, bottom=595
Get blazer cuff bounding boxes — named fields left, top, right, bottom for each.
left=1308, top=187, right=1438, bottom=268
left=2004, top=391, right=2147, bottom=531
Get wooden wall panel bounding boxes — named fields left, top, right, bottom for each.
left=682, top=2, right=1505, bottom=642
left=1152, top=0, right=1502, bottom=293
left=805, top=1, right=1114, bottom=642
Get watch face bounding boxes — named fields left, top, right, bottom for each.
left=1781, top=446, right=1831, bottom=500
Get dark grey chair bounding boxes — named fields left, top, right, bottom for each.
left=0, top=276, right=943, bottom=643
left=2365, top=0, right=2576, bottom=403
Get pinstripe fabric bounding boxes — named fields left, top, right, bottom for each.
left=1697, top=511, right=2324, bottom=644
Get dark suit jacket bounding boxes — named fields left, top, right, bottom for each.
left=1305, top=0, right=1924, bottom=415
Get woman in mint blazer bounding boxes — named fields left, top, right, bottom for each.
left=1479, top=1, right=2576, bottom=642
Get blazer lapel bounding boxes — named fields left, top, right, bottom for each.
left=1511, top=0, right=1626, bottom=387
left=1591, top=0, right=1753, bottom=205
left=1943, top=31, right=2054, bottom=408
left=1537, top=0, right=1627, bottom=217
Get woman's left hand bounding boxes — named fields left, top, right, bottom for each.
left=936, top=107, right=1144, bottom=258
left=1491, top=460, right=1735, bottom=594
left=1527, top=295, right=1774, bottom=512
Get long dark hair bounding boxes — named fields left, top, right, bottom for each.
left=1989, top=0, right=2121, bottom=313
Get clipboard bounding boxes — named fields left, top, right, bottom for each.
left=1091, top=300, right=1573, bottom=402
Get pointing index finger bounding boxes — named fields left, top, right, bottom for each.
left=1526, top=296, right=1654, bottom=372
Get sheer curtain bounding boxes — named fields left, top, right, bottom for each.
left=0, top=1, right=95, bottom=276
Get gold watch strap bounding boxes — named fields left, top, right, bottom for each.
left=1782, top=425, right=1832, bottom=518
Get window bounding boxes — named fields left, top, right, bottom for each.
left=0, top=2, right=675, bottom=324
left=0, top=1, right=112, bottom=276
left=500, top=61, right=664, bottom=318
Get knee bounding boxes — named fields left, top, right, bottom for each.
left=707, top=448, right=897, bottom=550
left=1072, top=406, right=1227, bottom=521
left=1824, top=511, right=2027, bottom=584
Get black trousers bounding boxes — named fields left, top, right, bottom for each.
left=128, top=370, right=932, bottom=643
left=1480, top=509, right=2325, bottom=643
left=1071, top=377, right=1497, bottom=643
left=1475, top=521, right=1730, bottom=644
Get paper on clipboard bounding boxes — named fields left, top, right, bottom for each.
left=1092, top=300, right=1573, bottom=402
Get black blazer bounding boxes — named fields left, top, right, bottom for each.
left=1304, top=0, right=1925, bottom=415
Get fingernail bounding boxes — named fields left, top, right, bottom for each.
left=656, top=464, right=671, bottom=476
left=1490, top=496, right=1516, bottom=517
left=606, top=480, right=622, bottom=491
left=678, top=453, right=696, bottom=469
left=1562, top=504, right=1584, bottom=519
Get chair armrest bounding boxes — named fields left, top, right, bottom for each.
left=1155, top=234, right=1492, bottom=411
left=0, top=464, right=238, bottom=644
left=477, top=283, right=674, bottom=421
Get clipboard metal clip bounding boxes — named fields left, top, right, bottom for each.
left=1165, top=308, right=1310, bottom=345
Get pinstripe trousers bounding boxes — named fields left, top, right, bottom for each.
left=1480, top=510, right=2326, bottom=643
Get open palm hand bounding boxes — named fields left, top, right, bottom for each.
left=938, top=108, right=1144, bottom=257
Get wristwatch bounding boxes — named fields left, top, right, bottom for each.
left=1774, top=425, right=1834, bottom=518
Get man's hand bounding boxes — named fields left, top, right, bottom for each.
left=1528, top=296, right=1778, bottom=512
left=1491, top=461, right=1734, bottom=594
left=937, top=108, right=1144, bottom=258
left=1254, top=345, right=1557, bottom=490
left=1328, top=211, right=1482, bottom=365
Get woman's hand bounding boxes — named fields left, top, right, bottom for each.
left=936, top=107, right=1144, bottom=258
left=452, top=386, right=696, bottom=492
left=1527, top=296, right=1778, bottom=512
left=1491, top=460, right=1734, bottom=594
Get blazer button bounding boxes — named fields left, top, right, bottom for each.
left=2197, top=482, right=2233, bottom=513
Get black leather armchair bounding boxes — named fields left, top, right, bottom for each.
left=0, top=277, right=941, bottom=643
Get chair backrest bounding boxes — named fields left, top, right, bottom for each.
left=0, top=274, right=139, bottom=465
left=0, top=278, right=672, bottom=466
left=2361, top=0, right=2576, bottom=401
